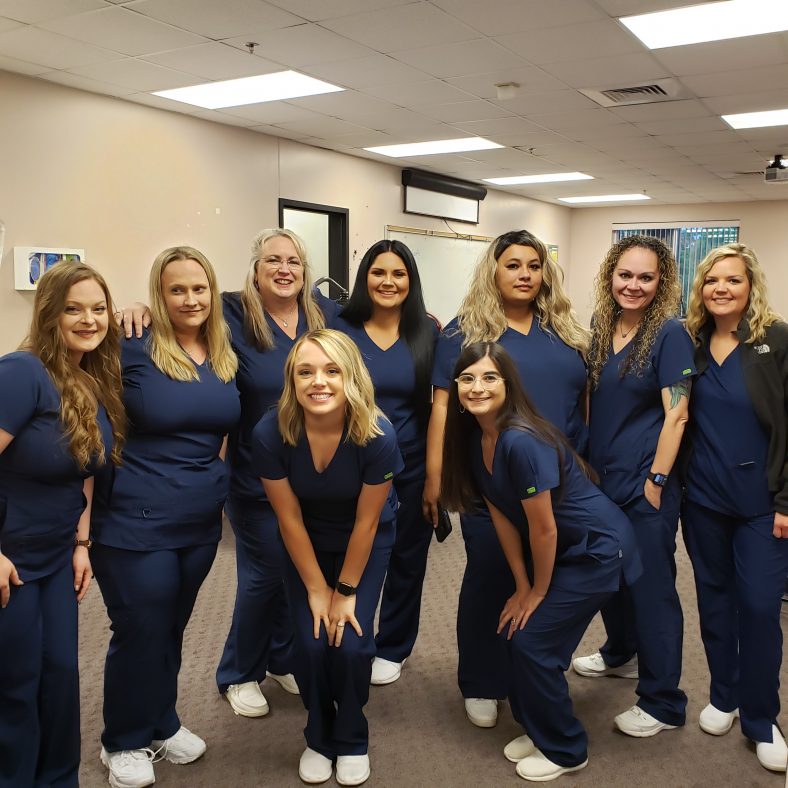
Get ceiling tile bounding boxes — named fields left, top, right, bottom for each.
left=490, top=89, right=598, bottom=115
left=446, top=66, right=566, bottom=99
left=0, top=0, right=105, bottom=24
left=391, top=38, right=525, bottom=80
left=610, top=99, right=711, bottom=122
left=40, top=68, right=137, bottom=95
left=682, top=64, right=788, bottom=99
left=143, top=42, right=283, bottom=79
left=219, top=102, right=329, bottom=124
left=264, top=0, right=413, bottom=23
left=567, top=123, right=646, bottom=142
left=652, top=35, right=788, bottom=77
left=654, top=129, right=745, bottom=147
left=124, top=90, right=201, bottom=113
left=702, top=89, right=788, bottom=116
left=321, top=4, right=478, bottom=52
left=194, top=109, right=259, bottom=127
left=635, top=116, right=727, bottom=135
left=68, top=57, right=198, bottom=90
left=483, top=130, right=568, bottom=148
left=0, top=25, right=116, bottom=68
left=529, top=108, right=627, bottom=132
left=311, top=129, right=396, bottom=148
left=540, top=52, right=670, bottom=89
left=449, top=116, right=545, bottom=136
left=130, top=0, right=305, bottom=39
left=301, top=54, right=430, bottom=88
left=249, top=124, right=311, bottom=140
left=273, top=115, right=375, bottom=138
left=0, top=52, right=50, bottom=74
left=360, top=79, right=474, bottom=106
left=418, top=99, right=513, bottom=123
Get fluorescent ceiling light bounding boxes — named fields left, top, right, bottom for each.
left=364, top=137, right=503, bottom=157
left=620, top=0, right=788, bottom=49
left=722, top=108, right=788, bottom=129
left=558, top=194, right=651, bottom=204
left=484, top=172, right=593, bottom=185
left=152, top=71, right=344, bottom=109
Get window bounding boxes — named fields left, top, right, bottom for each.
left=612, top=223, right=740, bottom=315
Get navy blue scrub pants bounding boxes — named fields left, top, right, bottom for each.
left=509, top=584, right=613, bottom=767
left=598, top=493, right=687, bottom=726
left=457, top=509, right=514, bottom=700
left=0, top=560, right=79, bottom=788
left=284, top=540, right=391, bottom=758
left=374, top=477, right=432, bottom=663
left=92, top=541, right=217, bottom=751
left=217, top=497, right=293, bottom=693
left=682, top=500, right=788, bottom=743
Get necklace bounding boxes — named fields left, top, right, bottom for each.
left=268, top=302, right=297, bottom=328
left=619, top=319, right=640, bottom=338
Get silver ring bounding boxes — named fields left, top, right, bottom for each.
left=337, top=622, right=345, bottom=627
left=511, top=618, right=517, bottom=624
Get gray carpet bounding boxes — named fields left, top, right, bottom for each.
left=77, top=516, right=788, bottom=787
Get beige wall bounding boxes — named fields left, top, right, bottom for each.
left=568, top=201, right=788, bottom=325
left=0, top=69, right=571, bottom=354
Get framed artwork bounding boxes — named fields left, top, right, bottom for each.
left=14, top=246, right=85, bottom=290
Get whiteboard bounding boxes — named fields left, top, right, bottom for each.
left=386, top=226, right=492, bottom=327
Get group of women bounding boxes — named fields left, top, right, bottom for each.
left=0, top=221, right=786, bottom=788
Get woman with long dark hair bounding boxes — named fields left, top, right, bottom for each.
left=336, top=239, right=437, bottom=685
left=572, top=235, right=695, bottom=738
left=0, top=262, right=125, bottom=788
left=424, top=229, right=589, bottom=726
left=441, top=342, right=639, bottom=782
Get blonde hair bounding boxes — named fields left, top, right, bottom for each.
left=685, top=243, right=781, bottom=345
left=240, top=229, right=326, bottom=351
left=455, top=230, right=590, bottom=355
left=21, top=262, right=126, bottom=469
left=278, top=329, right=384, bottom=447
left=147, top=246, right=238, bottom=383
left=588, top=235, right=681, bottom=388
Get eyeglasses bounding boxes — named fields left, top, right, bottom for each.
left=455, top=373, right=505, bottom=389
left=261, top=256, right=303, bottom=269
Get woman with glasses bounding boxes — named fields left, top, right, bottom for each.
left=441, top=342, right=640, bottom=782
left=424, top=230, right=589, bottom=727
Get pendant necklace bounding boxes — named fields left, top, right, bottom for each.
left=620, top=319, right=640, bottom=338
left=269, top=303, right=297, bottom=328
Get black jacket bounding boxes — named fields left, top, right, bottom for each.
left=684, top=318, right=788, bottom=515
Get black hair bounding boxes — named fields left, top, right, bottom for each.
left=340, top=239, right=435, bottom=428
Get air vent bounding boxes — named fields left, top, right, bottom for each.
left=580, top=78, right=689, bottom=108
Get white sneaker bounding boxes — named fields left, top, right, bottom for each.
left=370, top=657, right=404, bottom=686
left=515, top=749, right=587, bottom=782
left=464, top=698, right=498, bottom=728
left=336, top=754, right=370, bottom=786
left=614, top=706, right=677, bottom=737
left=699, top=703, right=739, bottom=735
left=756, top=725, right=788, bottom=772
left=504, top=734, right=535, bottom=763
left=100, top=747, right=156, bottom=788
left=225, top=681, right=269, bottom=717
left=266, top=671, right=300, bottom=695
left=299, top=747, right=333, bottom=784
left=150, top=726, right=206, bottom=765
left=572, top=651, right=638, bottom=679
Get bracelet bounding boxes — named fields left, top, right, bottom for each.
left=74, top=538, right=92, bottom=549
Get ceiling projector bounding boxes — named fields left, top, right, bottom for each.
left=764, top=154, right=788, bottom=183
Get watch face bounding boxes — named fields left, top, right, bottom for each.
left=336, top=581, right=356, bottom=596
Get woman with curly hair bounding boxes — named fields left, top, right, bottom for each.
left=0, top=262, right=125, bottom=788
left=424, top=229, right=589, bottom=728
left=681, top=243, right=788, bottom=772
left=572, top=234, right=694, bottom=738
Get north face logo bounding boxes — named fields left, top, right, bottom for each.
left=755, top=344, right=770, bottom=354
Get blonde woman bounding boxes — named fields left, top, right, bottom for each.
left=91, top=247, right=240, bottom=788
left=254, top=330, right=402, bottom=786
left=0, top=262, right=124, bottom=788
left=572, top=235, right=694, bottom=739
left=681, top=243, right=788, bottom=772
left=423, top=229, right=589, bottom=728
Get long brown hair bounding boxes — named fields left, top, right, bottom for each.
left=21, top=262, right=126, bottom=468
left=440, top=342, right=595, bottom=513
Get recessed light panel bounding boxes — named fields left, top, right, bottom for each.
left=153, top=71, right=344, bottom=109
left=558, top=194, right=651, bottom=204
left=364, top=138, right=503, bottom=157
left=484, top=172, right=593, bottom=185
left=620, top=0, right=788, bottom=49
left=722, top=108, right=788, bottom=129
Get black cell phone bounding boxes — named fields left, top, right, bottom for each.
left=434, top=505, right=453, bottom=543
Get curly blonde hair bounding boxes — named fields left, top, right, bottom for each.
left=240, top=229, right=327, bottom=351
left=685, top=243, right=781, bottom=345
left=22, top=262, right=126, bottom=469
left=588, top=235, right=680, bottom=388
left=278, top=330, right=384, bottom=447
left=455, top=230, right=589, bottom=355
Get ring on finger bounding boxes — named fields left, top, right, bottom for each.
left=337, top=622, right=345, bottom=628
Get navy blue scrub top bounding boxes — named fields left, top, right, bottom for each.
left=471, top=427, right=641, bottom=594
left=433, top=318, right=588, bottom=454
left=589, top=318, right=695, bottom=506
left=0, top=351, right=113, bottom=580
left=92, top=332, right=240, bottom=551
left=686, top=344, right=772, bottom=518
left=223, top=290, right=338, bottom=503
left=335, top=317, right=438, bottom=483
left=252, top=411, right=403, bottom=552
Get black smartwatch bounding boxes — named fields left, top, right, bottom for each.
left=335, top=581, right=357, bottom=597
left=647, top=471, right=669, bottom=487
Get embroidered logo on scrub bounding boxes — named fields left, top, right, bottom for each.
left=682, top=368, right=692, bottom=375
left=384, top=471, right=394, bottom=480
left=755, top=344, right=770, bottom=354
left=526, top=486, right=537, bottom=495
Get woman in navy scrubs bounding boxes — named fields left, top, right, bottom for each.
left=91, top=247, right=240, bottom=788
left=0, top=262, right=125, bottom=788
left=682, top=243, right=788, bottom=772
left=424, top=229, right=589, bottom=727
left=255, top=329, right=402, bottom=786
left=573, top=235, right=694, bottom=737
left=336, top=239, right=437, bottom=686
left=441, top=342, right=640, bottom=782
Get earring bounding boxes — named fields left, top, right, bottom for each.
left=459, top=405, right=466, bottom=414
